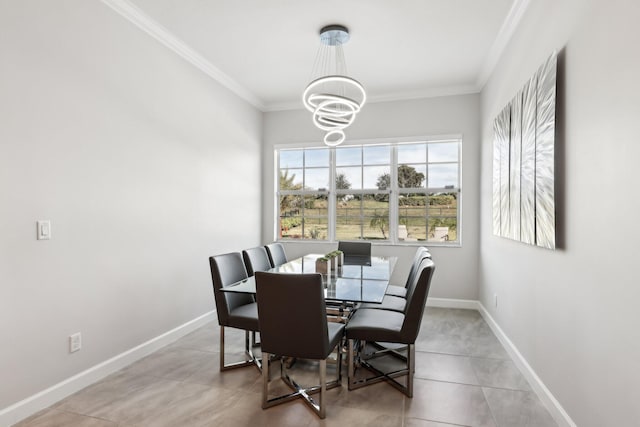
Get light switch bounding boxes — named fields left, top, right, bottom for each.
left=37, top=220, right=51, bottom=240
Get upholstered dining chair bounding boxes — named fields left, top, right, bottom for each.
left=338, top=241, right=372, bottom=257
left=209, top=252, right=261, bottom=372
left=264, top=242, right=288, bottom=268
left=242, top=246, right=273, bottom=276
left=346, top=258, right=435, bottom=397
left=356, top=247, right=431, bottom=312
left=384, top=247, right=430, bottom=298
left=255, top=271, right=344, bottom=419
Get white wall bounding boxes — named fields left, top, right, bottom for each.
left=263, top=94, right=481, bottom=299
left=479, top=0, right=640, bottom=425
left=0, top=0, right=262, bottom=412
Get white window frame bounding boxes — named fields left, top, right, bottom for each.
left=275, top=135, right=462, bottom=247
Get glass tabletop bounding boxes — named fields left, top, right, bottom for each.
left=221, top=254, right=397, bottom=304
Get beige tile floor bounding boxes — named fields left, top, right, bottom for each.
left=15, top=308, right=557, bottom=427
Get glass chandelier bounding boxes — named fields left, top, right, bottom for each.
left=302, top=25, right=366, bottom=146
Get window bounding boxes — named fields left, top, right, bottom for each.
left=276, top=138, right=461, bottom=245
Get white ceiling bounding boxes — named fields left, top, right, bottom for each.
left=104, top=0, right=528, bottom=111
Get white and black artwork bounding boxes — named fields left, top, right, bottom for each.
left=492, top=52, right=557, bottom=249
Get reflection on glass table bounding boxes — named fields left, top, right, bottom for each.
left=221, top=254, right=397, bottom=304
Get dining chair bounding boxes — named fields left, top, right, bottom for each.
left=242, top=246, right=273, bottom=276
left=209, top=252, right=261, bottom=372
left=255, top=271, right=344, bottom=419
left=264, top=242, right=288, bottom=267
left=357, top=248, right=430, bottom=313
left=384, top=247, right=430, bottom=298
left=346, top=258, right=435, bottom=397
left=338, top=241, right=372, bottom=257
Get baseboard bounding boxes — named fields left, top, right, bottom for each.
left=427, top=297, right=480, bottom=310
left=476, top=303, right=576, bottom=427
left=0, top=311, right=216, bottom=427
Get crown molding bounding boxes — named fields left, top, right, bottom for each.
left=265, top=84, right=480, bottom=112
left=100, top=0, right=265, bottom=111
left=476, top=0, right=531, bottom=90
left=100, top=0, right=526, bottom=113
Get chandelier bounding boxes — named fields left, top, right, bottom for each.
left=302, top=25, right=366, bottom=147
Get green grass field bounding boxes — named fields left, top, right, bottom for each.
left=280, top=195, right=457, bottom=241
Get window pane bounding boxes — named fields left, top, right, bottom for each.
left=336, top=167, right=361, bottom=189
left=305, top=148, right=329, bottom=167
left=428, top=217, right=457, bottom=242
left=305, top=168, right=329, bottom=190
left=428, top=164, right=458, bottom=188
left=304, top=217, right=328, bottom=240
left=428, top=192, right=458, bottom=242
left=363, top=145, right=390, bottom=165
left=364, top=165, right=390, bottom=189
left=303, top=195, right=328, bottom=240
left=279, top=195, right=303, bottom=216
left=335, top=171, right=353, bottom=190
left=364, top=196, right=390, bottom=240
left=280, top=216, right=303, bottom=238
left=398, top=164, right=426, bottom=188
left=398, top=143, right=426, bottom=164
left=398, top=196, right=427, bottom=241
left=304, top=195, right=328, bottom=217
left=429, top=142, right=458, bottom=162
left=279, top=150, right=303, bottom=168
left=428, top=193, right=457, bottom=217
left=336, top=146, right=361, bottom=166
left=279, top=194, right=302, bottom=239
left=279, top=169, right=303, bottom=190
left=336, top=194, right=361, bottom=240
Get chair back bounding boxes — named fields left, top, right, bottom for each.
left=255, top=272, right=331, bottom=360
left=265, top=243, right=288, bottom=267
left=400, top=258, right=435, bottom=342
left=404, top=247, right=431, bottom=288
left=209, top=253, right=254, bottom=326
left=242, top=247, right=272, bottom=276
left=338, top=241, right=372, bottom=257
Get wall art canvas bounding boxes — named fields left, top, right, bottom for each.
left=492, top=51, right=557, bottom=249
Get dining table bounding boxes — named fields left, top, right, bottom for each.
left=220, top=253, right=397, bottom=305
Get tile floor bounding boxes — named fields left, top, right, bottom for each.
left=15, top=308, right=557, bottom=427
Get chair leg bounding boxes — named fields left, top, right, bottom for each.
left=347, top=339, right=415, bottom=397
left=407, top=343, right=415, bottom=397
left=348, top=339, right=355, bottom=391
left=219, top=326, right=261, bottom=372
left=261, top=348, right=340, bottom=419
left=318, top=359, right=326, bottom=419
left=262, top=351, right=271, bottom=409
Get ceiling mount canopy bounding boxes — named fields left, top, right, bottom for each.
left=303, top=24, right=366, bottom=147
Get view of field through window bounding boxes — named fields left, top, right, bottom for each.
left=277, top=140, right=460, bottom=243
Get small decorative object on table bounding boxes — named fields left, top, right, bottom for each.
left=315, top=256, right=331, bottom=275
left=325, top=253, right=337, bottom=274
left=332, top=250, right=344, bottom=266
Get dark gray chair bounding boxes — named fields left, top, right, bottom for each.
left=346, top=258, right=435, bottom=397
left=338, top=241, right=371, bottom=257
left=358, top=248, right=430, bottom=312
left=242, top=246, right=273, bottom=276
left=384, top=247, right=430, bottom=298
left=255, top=271, right=344, bottom=419
left=209, top=252, right=261, bottom=372
left=265, top=242, right=288, bottom=267
left=338, top=241, right=372, bottom=265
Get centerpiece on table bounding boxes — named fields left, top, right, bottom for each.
left=315, top=256, right=331, bottom=275
left=330, top=250, right=344, bottom=267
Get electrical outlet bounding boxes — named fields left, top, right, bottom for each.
left=494, top=293, right=498, bottom=308
left=69, top=333, right=82, bottom=353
